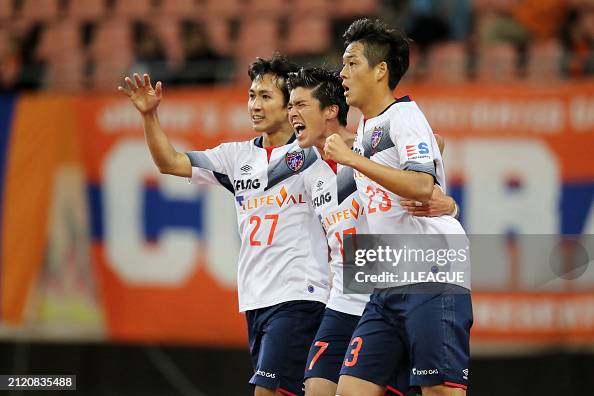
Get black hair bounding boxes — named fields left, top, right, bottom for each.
left=287, top=67, right=349, bottom=127
left=343, top=18, right=409, bottom=90
left=248, top=54, right=299, bottom=106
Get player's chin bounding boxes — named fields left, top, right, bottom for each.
left=252, top=122, right=267, bottom=132
left=296, top=137, right=312, bottom=149
left=344, top=94, right=355, bottom=106
left=296, top=132, right=310, bottom=148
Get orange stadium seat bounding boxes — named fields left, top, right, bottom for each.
left=91, top=20, right=133, bottom=90
left=527, top=40, right=562, bottom=81
left=335, top=0, right=378, bottom=17
left=0, top=28, right=7, bottom=56
left=476, top=43, right=518, bottom=82
left=67, top=0, right=106, bottom=21
left=293, top=0, right=330, bottom=14
left=205, top=0, right=243, bottom=18
left=21, top=0, right=60, bottom=21
left=36, top=21, right=80, bottom=61
left=206, top=18, right=233, bottom=55
left=238, top=18, right=280, bottom=55
left=45, top=52, right=85, bottom=90
left=159, top=0, right=198, bottom=16
left=426, top=42, right=468, bottom=83
left=0, top=0, right=13, bottom=20
left=1, top=19, right=32, bottom=39
left=286, top=15, right=331, bottom=55
left=246, top=0, right=290, bottom=16
left=152, top=18, right=183, bottom=64
left=35, top=21, right=83, bottom=90
left=237, top=18, right=280, bottom=82
left=112, top=0, right=153, bottom=18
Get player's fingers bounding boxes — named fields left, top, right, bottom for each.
left=410, top=208, right=430, bottom=216
left=117, top=86, right=132, bottom=96
left=404, top=205, right=417, bottom=213
left=133, top=73, right=144, bottom=87
left=400, top=200, right=416, bottom=208
left=125, top=77, right=137, bottom=91
left=144, top=73, right=151, bottom=88
left=155, top=81, right=162, bottom=97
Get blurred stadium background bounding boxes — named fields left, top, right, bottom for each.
left=1, top=0, right=594, bottom=395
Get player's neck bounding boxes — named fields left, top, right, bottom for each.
left=317, top=126, right=353, bottom=160
left=261, top=124, right=294, bottom=147
left=359, top=89, right=395, bottom=120
left=340, top=127, right=355, bottom=149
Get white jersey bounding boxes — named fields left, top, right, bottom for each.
left=187, top=136, right=330, bottom=311
left=353, top=96, right=470, bottom=289
left=302, top=149, right=370, bottom=316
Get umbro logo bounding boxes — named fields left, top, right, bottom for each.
left=240, top=164, right=252, bottom=173
left=462, top=369, right=469, bottom=379
left=315, top=180, right=324, bottom=192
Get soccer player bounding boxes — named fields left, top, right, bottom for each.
left=286, top=67, right=459, bottom=396
left=324, top=19, right=473, bottom=396
left=118, top=55, right=328, bottom=396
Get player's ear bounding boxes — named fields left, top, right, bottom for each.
left=326, top=104, right=339, bottom=121
left=376, top=61, right=388, bottom=82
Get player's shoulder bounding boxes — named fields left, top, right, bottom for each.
left=386, top=96, right=430, bottom=130
left=221, top=138, right=258, bottom=149
left=209, top=138, right=262, bottom=157
left=385, top=96, right=422, bottom=117
left=302, top=155, right=325, bottom=179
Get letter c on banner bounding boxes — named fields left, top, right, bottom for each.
left=104, top=139, right=200, bottom=285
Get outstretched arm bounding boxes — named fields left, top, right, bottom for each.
left=118, top=73, right=191, bottom=177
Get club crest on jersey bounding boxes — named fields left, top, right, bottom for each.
left=371, top=126, right=384, bottom=149
left=285, top=150, right=305, bottom=172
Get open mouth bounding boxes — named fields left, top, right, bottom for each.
left=342, top=83, right=350, bottom=96
left=252, top=115, right=264, bottom=123
left=293, top=122, right=306, bottom=136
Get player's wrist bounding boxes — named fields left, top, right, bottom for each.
left=141, top=110, right=159, bottom=121
left=344, top=151, right=359, bottom=168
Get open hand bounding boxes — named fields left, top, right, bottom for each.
left=118, top=73, right=162, bottom=114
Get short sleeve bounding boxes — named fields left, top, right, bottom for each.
left=186, top=144, right=235, bottom=193
left=389, top=105, right=437, bottom=179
